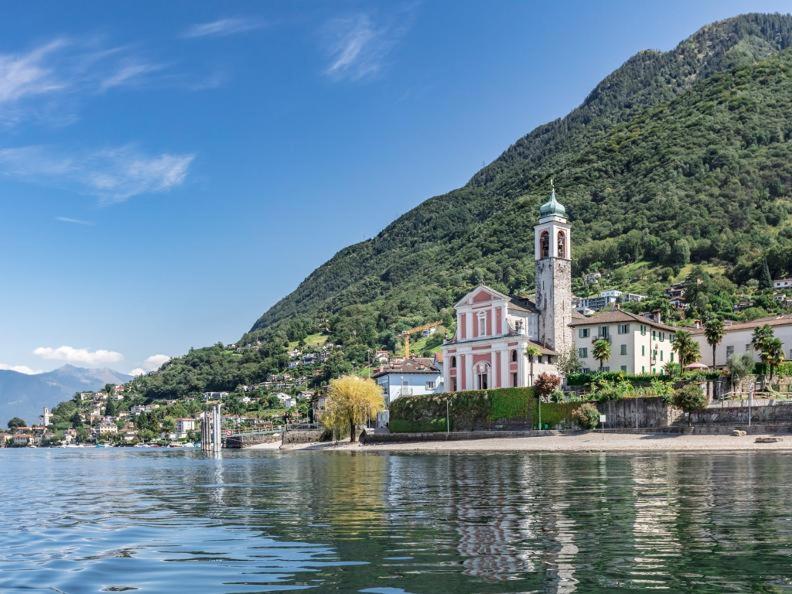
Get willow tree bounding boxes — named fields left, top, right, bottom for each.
left=323, top=375, right=384, bottom=442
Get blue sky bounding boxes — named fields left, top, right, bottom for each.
left=1, top=0, right=789, bottom=376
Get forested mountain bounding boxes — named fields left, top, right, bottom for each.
left=247, top=13, right=792, bottom=345
left=128, top=13, right=792, bottom=400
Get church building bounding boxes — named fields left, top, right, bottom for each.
left=441, top=184, right=574, bottom=391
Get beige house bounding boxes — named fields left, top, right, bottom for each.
left=570, top=310, right=677, bottom=374
left=691, top=314, right=792, bottom=368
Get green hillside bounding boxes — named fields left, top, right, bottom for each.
left=129, top=13, right=792, bottom=400
left=249, top=13, right=792, bottom=341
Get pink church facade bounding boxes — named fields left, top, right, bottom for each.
left=441, top=286, right=558, bottom=392
left=440, top=184, right=573, bottom=392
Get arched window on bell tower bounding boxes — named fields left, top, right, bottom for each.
left=540, top=230, right=550, bottom=259
left=557, top=230, right=567, bottom=259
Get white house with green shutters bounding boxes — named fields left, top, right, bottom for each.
left=570, top=310, right=677, bottom=374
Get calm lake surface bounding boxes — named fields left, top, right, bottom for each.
left=1, top=449, right=791, bottom=593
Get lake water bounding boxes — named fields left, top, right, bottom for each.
left=1, top=449, right=791, bottom=593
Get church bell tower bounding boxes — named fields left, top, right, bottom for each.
left=534, top=180, right=573, bottom=355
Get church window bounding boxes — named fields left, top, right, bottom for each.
left=511, top=350, right=517, bottom=362
left=512, top=372, right=518, bottom=387
left=557, top=230, right=567, bottom=258
left=450, top=356, right=456, bottom=369
left=477, top=312, right=486, bottom=336
left=540, top=230, right=550, bottom=258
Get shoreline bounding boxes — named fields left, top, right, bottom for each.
left=267, top=432, right=792, bottom=453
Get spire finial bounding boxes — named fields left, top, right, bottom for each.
left=550, top=177, right=555, bottom=197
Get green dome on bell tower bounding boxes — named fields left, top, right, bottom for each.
left=539, top=178, right=566, bottom=219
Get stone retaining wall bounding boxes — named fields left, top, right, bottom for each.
left=282, top=428, right=326, bottom=445
left=690, top=401, right=792, bottom=425
left=597, top=397, right=682, bottom=429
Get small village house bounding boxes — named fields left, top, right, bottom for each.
left=691, top=314, right=792, bottom=368
left=372, top=357, right=442, bottom=405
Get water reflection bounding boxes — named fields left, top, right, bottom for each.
left=0, top=449, right=791, bottom=593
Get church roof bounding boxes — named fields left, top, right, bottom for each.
left=539, top=184, right=567, bottom=218
left=507, top=295, right=539, bottom=313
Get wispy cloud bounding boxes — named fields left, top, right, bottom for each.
left=321, top=11, right=412, bottom=81
left=0, top=38, right=69, bottom=104
left=55, top=216, right=93, bottom=226
left=0, top=362, right=41, bottom=375
left=129, top=353, right=171, bottom=376
left=182, top=17, right=263, bottom=39
left=33, top=345, right=124, bottom=366
left=100, top=60, right=165, bottom=91
left=0, top=37, right=215, bottom=127
left=0, top=144, right=194, bottom=203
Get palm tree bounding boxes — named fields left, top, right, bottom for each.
left=751, top=324, right=774, bottom=353
left=752, top=325, right=775, bottom=389
left=592, top=338, right=611, bottom=371
left=703, top=317, right=724, bottom=368
left=764, top=337, right=784, bottom=383
left=525, top=344, right=542, bottom=386
left=672, top=330, right=700, bottom=368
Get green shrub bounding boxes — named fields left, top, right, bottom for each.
left=572, top=403, right=600, bottom=430
left=672, top=383, right=708, bottom=416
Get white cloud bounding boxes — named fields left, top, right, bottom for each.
left=322, top=12, right=410, bottom=81
left=56, top=216, right=93, bottom=225
left=0, top=363, right=41, bottom=375
left=0, top=38, right=68, bottom=104
left=182, top=17, right=263, bottom=39
left=100, top=60, right=164, bottom=91
left=0, top=37, right=213, bottom=127
left=129, top=354, right=171, bottom=377
left=143, top=354, right=171, bottom=371
left=33, top=346, right=124, bottom=366
left=0, top=144, right=194, bottom=203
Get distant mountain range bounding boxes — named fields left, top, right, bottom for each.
left=0, top=365, right=131, bottom=425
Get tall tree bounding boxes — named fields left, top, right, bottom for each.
left=703, top=317, right=724, bottom=368
left=760, top=258, right=773, bottom=290
left=592, top=339, right=611, bottom=371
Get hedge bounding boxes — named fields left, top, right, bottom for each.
left=389, top=387, right=578, bottom=432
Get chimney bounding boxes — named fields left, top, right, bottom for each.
left=652, top=309, right=662, bottom=324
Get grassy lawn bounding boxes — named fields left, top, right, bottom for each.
left=673, top=262, right=727, bottom=283
left=288, top=333, right=329, bottom=350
